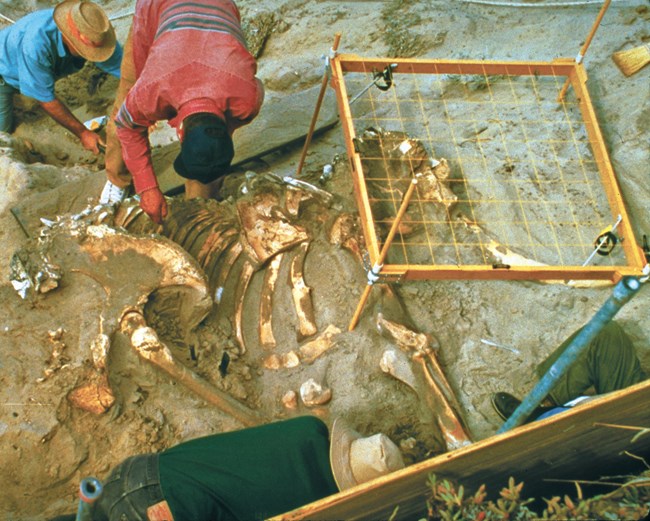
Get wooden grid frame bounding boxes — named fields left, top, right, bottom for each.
left=330, top=55, right=646, bottom=282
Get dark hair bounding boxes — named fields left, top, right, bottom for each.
left=174, top=113, right=234, bottom=184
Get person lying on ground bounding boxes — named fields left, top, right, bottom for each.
left=101, top=0, right=264, bottom=224
left=49, top=415, right=405, bottom=521
left=492, top=320, right=646, bottom=423
left=0, top=1, right=122, bottom=153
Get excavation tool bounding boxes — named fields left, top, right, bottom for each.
left=76, top=477, right=102, bottom=521
left=349, top=176, right=418, bottom=331
left=557, top=0, right=611, bottom=101
left=498, top=275, right=643, bottom=433
left=612, top=43, right=650, bottom=77
left=295, top=33, right=341, bottom=178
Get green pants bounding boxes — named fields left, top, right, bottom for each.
left=537, top=321, right=646, bottom=406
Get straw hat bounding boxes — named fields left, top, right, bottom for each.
left=53, top=1, right=116, bottom=62
left=329, top=418, right=406, bottom=491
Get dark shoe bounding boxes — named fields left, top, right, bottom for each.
left=491, top=392, right=555, bottom=423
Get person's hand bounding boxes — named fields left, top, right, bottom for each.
left=139, top=187, right=168, bottom=224
left=79, top=129, right=105, bottom=155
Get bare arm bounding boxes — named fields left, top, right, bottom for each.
left=39, top=98, right=103, bottom=154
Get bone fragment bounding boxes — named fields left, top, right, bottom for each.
left=285, top=188, right=306, bottom=216
left=300, top=378, right=332, bottom=407
left=376, top=313, right=430, bottom=353
left=90, top=333, right=110, bottom=371
left=263, top=351, right=300, bottom=370
left=233, top=261, right=255, bottom=355
left=237, top=197, right=309, bottom=265
left=328, top=213, right=365, bottom=264
left=282, top=390, right=298, bottom=409
left=259, top=254, right=283, bottom=349
left=414, top=353, right=472, bottom=451
left=298, top=324, right=341, bottom=364
left=377, top=314, right=472, bottom=451
left=197, top=225, right=236, bottom=267
left=212, top=241, right=243, bottom=303
left=121, top=311, right=261, bottom=427
left=67, top=373, right=115, bottom=415
left=380, top=349, right=418, bottom=392
left=290, top=241, right=318, bottom=341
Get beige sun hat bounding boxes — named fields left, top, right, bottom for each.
left=53, top=1, right=116, bottom=62
left=329, top=418, right=406, bottom=491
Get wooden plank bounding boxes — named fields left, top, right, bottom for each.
left=272, top=379, right=650, bottom=521
left=155, top=84, right=339, bottom=195
left=330, top=56, right=380, bottom=262
left=11, top=84, right=339, bottom=236
left=336, top=54, right=577, bottom=77
left=379, top=264, right=643, bottom=281
left=571, top=64, right=647, bottom=270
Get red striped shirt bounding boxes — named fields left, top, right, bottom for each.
left=116, top=0, right=264, bottom=193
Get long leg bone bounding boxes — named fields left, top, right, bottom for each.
left=377, top=314, right=472, bottom=451
left=121, top=310, right=262, bottom=427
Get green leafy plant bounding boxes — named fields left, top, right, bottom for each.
left=417, top=471, right=650, bottom=521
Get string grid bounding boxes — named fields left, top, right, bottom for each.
left=332, top=57, right=644, bottom=280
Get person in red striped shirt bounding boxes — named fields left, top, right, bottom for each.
left=101, top=0, right=264, bottom=223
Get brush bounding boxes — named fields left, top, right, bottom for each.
left=612, top=44, right=650, bottom=77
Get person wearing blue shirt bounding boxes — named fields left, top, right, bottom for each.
left=0, top=1, right=122, bottom=154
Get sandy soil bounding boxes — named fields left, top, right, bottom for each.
left=0, top=1, right=649, bottom=519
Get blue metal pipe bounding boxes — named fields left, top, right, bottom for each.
left=75, top=477, right=103, bottom=521
left=497, top=276, right=642, bottom=434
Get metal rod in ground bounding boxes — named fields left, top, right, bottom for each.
left=0, top=13, right=15, bottom=24
left=348, top=177, right=419, bottom=331
left=557, top=0, right=611, bottom=102
left=497, top=275, right=642, bottom=434
left=295, top=32, right=341, bottom=178
left=76, top=477, right=102, bottom=521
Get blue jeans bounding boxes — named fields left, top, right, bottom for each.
left=92, top=453, right=169, bottom=521
left=0, top=76, right=17, bottom=133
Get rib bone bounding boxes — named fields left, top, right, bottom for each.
left=290, top=241, right=317, bottom=341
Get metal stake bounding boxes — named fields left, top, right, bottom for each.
left=497, top=275, right=643, bottom=433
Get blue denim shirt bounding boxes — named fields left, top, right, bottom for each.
left=0, top=8, right=122, bottom=102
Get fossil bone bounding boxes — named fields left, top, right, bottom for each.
left=11, top=222, right=213, bottom=414
left=121, top=310, right=262, bottom=427
left=300, top=378, right=332, bottom=407
left=233, top=261, right=255, bottom=355
left=237, top=195, right=309, bottom=265
left=290, top=241, right=317, bottom=341
left=377, top=313, right=472, bottom=451
left=380, top=349, right=418, bottom=392
left=298, top=324, right=341, bottom=364
left=259, top=254, right=283, bottom=349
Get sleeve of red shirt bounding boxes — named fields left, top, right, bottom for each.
left=114, top=98, right=158, bottom=194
